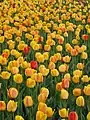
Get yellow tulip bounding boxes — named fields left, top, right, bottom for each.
left=72, top=75, right=80, bottom=83
left=73, top=70, right=82, bottom=77
left=87, top=112, right=90, bottom=120
left=51, top=69, right=59, bottom=76
left=73, top=88, right=81, bottom=97
left=60, top=89, right=69, bottom=100
left=7, top=88, right=18, bottom=99
left=26, top=78, right=36, bottom=88
left=46, top=107, right=54, bottom=117
left=38, top=102, right=47, bottom=113
left=84, top=85, right=90, bottom=96
left=24, top=96, right=33, bottom=107
left=59, top=108, right=68, bottom=118
left=7, top=100, right=17, bottom=112
left=56, top=45, right=63, bottom=52
left=13, top=74, right=23, bottom=83
left=81, top=52, right=88, bottom=59
left=81, top=75, right=89, bottom=82
left=15, top=115, right=24, bottom=120
left=0, top=71, right=11, bottom=80
left=36, top=111, right=47, bottom=120
left=38, top=93, right=47, bottom=103
left=76, top=96, right=85, bottom=107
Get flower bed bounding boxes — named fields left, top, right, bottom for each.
left=0, top=0, right=90, bottom=120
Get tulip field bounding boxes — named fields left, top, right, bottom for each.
left=0, top=0, right=90, bottom=120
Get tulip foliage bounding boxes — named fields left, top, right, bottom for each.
left=0, top=0, right=90, bottom=120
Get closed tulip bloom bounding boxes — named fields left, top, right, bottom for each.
left=59, top=108, right=68, bottom=118
left=37, top=55, right=44, bottom=63
left=77, top=63, right=84, bottom=70
left=7, top=88, right=18, bottom=99
left=21, top=61, right=28, bottom=68
left=68, top=112, right=78, bottom=120
left=7, top=100, right=17, bottom=112
left=0, top=71, right=11, bottom=80
left=23, top=46, right=30, bottom=55
left=56, top=45, right=63, bottom=52
left=82, top=34, right=89, bottom=41
left=26, top=78, right=36, bottom=88
left=24, top=96, right=33, bottom=107
left=73, top=88, right=81, bottom=97
left=64, top=73, right=71, bottom=81
left=81, top=52, right=88, bottom=59
left=59, top=64, right=67, bottom=73
left=36, top=111, right=47, bottom=120
left=44, top=45, right=51, bottom=51
left=72, top=75, right=80, bottom=83
left=81, top=75, right=89, bottom=82
left=25, top=68, right=35, bottom=77
left=43, top=52, right=49, bottom=60
left=39, top=67, right=49, bottom=76
left=40, top=87, right=49, bottom=98
left=60, top=89, right=69, bottom=99
left=36, top=73, right=43, bottom=83
left=73, top=70, right=82, bottom=77
left=48, top=62, right=56, bottom=70
left=11, top=67, right=19, bottom=74
left=63, top=56, right=71, bottom=63
left=56, top=82, right=62, bottom=91
left=76, top=96, right=85, bottom=107
left=87, top=112, right=90, bottom=120
left=62, top=78, right=69, bottom=89
left=0, top=101, right=6, bottom=111
left=15, top=115, right=24, bottom=120
left=83, top=85, right=90, bottom=95
left=38, top=102, right=47, bottom=113
left=46, top=107, right=54, bottom=117
left=13, top=74, right=23, bottom=83
left=38, top=93, right=47, bottom=103
left=51, top=69, right=59, bottom=76
left=30, top=60, right=38, bottom=69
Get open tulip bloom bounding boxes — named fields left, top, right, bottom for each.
left=0, top=0, right=90, bottom=120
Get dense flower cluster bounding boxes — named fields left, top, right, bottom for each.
left=0, top=0, right=90, bottom=120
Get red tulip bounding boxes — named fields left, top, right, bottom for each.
left=23, top=46, right=30, bottom=55
left=82, top=34, right=89, bottom=41
left=30, top=60, right=38, bottom=69
left=68, top=112, right=78, bottom=120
